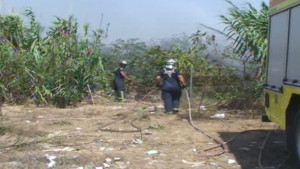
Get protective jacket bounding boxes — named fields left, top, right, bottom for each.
left=159, top=68, right=182, bottom=92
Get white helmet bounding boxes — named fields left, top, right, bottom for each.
left=164, top=64, right=174, bottom=69
left=120, top=60, right=128, bottom=68
left=166, top=59, right=176, bottom=65
left=120, top=60, right=127, bottom=65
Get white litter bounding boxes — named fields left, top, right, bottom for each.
left=103, top=163, right=110, bottom=168
left=210, top=162, right=219, bottom=167
left=182, top=159, right=205, bottom=167
left=105, top=158, right=112, bottom=163
left=114, top=157, right=122, bottom=161
left=156, top=105, right=164, bottom=109
left=43, top=147, right=75, bottom=152
left=199, top=105, right=207, bottom=110
left=132, top=138, right=143, bottom=144
left=112, top=106, right=122, bottom=110
left=228, top=159, right=236, bottom=164
left=210, top=113, right=225, bottom=119
left=45, top=154, right=56, bottom=168
left=146, top=150, right=159, bottom=155
left=47, top=131, right=63, bottom=139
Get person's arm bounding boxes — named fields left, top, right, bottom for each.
left=120, top=71, right=130, bottom=80
left=156, top=75, right=163, bottom=87
left=175, top=68, right=186, bottom=88
left=178, top=75, right=186, bottom=86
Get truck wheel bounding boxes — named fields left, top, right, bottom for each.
left=287, top=111, right=300, bottom=165
left=294, top=113, right=300, bottom=164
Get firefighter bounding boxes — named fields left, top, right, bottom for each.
left=156, top=59, right=186, bottom=114
left=113, top=60, right=130, bottom=101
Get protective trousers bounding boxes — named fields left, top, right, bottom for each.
left=162, top=90, right=181, bottom=113
left=114, top=82, right=125, bottom=101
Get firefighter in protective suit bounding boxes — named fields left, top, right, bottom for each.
left=156, top=59, right=186, bottom=114
left=114, top=60, right=130, bottom=101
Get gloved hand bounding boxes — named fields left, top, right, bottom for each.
left=156, top=83, right=162, bottom=88
left=181, top=84, right=186, bottom=89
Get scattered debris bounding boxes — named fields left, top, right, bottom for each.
left=45, top=154, right=56, bottom=168
left=76, top=127, right=82, bottom=130
left=148, top=106, right=156, bottom=112
left=5, top=161, right=22, bottom=166
left=112, top=106, right=122, bottom=110
left=114, top=157, right=123, bottom=161
left=181, top=159, right=205, bottom=167
left=43, top=147, right=75, bottom=152
left=99, top=147, right=115, bottom=151
left=156, top=105, right=164, bottom=109
left=95, top=167, right=103, bottom=169
left=47, top=131, right=64, bottom=139
left=132, top=138, right=143, bottom=144
left=142, top=130, right=152, bottom=135
left=96, top=139, right=104, bottom=146
left=105, top=158, right=112, bottom=163
left=84, top=162, right=96, bottom=169
left=228, top=159, right=236, bottom=164
left=199, top=105, right=207, bottom=110
left=146, top=150, right=159, bottom=155
left=210, top=162, right=219, bottom=167
left=210, top=113, right=225, bottom=119
left=103, top=163, right=110, bottom=168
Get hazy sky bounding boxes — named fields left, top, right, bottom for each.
left=0, top=0, right=267, bottom=42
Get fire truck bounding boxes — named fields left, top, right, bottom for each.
left=265, top=0, right=300, bottom=162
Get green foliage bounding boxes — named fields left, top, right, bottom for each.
left=0, top=6, right=265, bottom=109
left=52, top=121, right=72, bottom=125
left=0, top=11, right=108, bottom=106
left=220, top=1, right=269, bottom=80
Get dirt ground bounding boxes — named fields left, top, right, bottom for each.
left=0, top=93, right=298, bottom=169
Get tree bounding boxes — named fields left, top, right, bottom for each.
left=220, top=1, right=269, bottom=81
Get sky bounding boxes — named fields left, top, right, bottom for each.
left=0, top=0, right=268, bottom=43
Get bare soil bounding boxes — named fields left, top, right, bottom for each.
left=0, top=95, right=297, bottom=169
